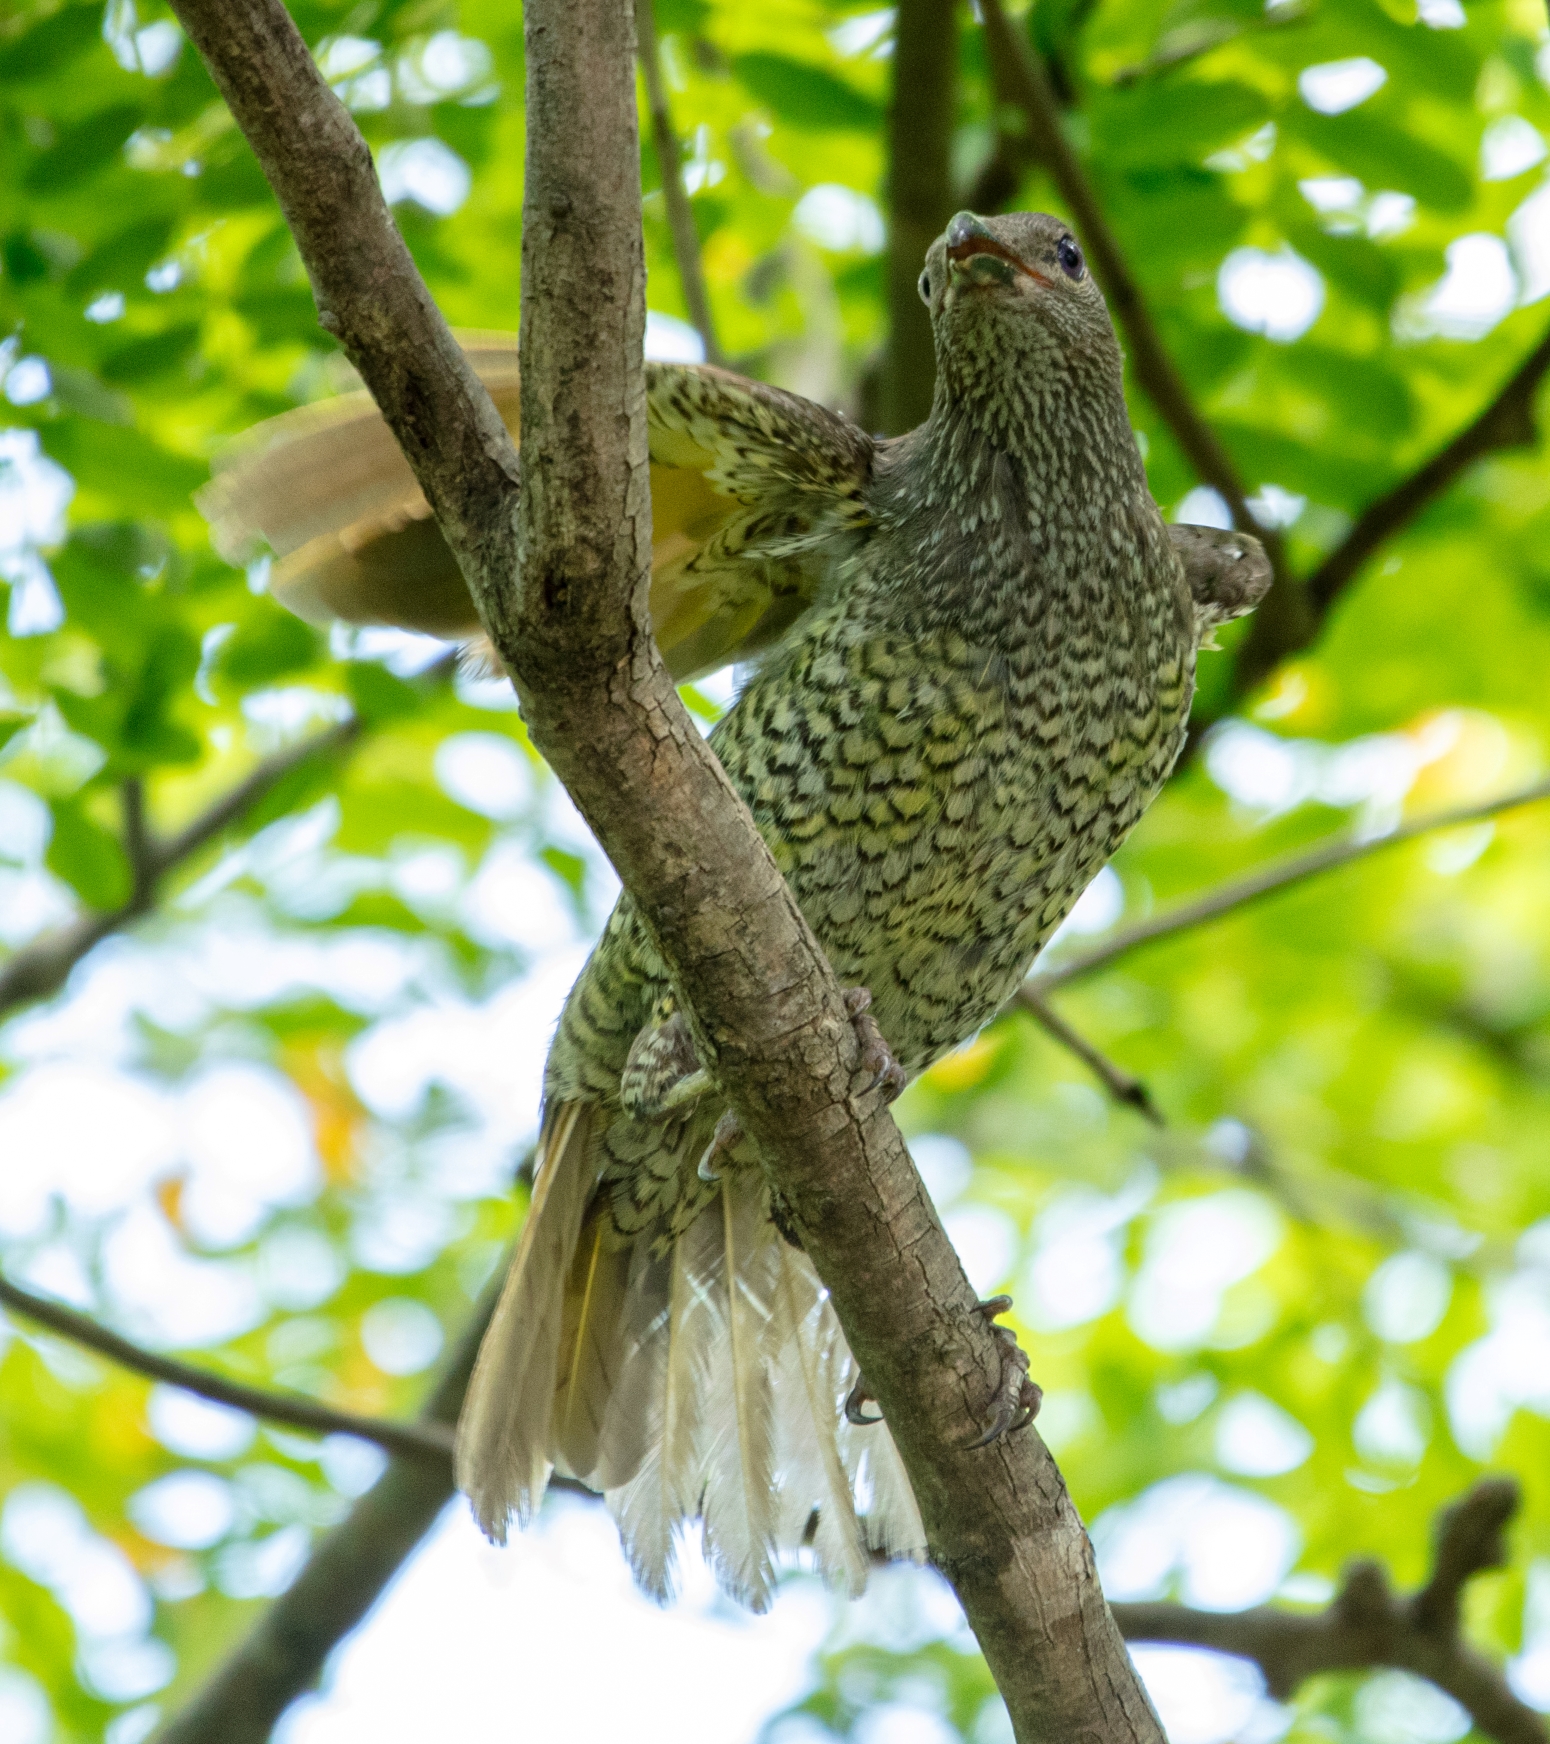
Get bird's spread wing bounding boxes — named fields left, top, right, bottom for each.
left=641, top=364, right=873, bottom=680
left=196, top=337, right=874, bottom=682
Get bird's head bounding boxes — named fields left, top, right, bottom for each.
left=920, top=211, right=1122, bottom=404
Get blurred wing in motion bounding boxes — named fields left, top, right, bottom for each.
left=197, top=337, right=875, bottom=682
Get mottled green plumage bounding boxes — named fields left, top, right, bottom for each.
left=457, top=211, right=1267, bottom=1604
left=551, top=212, right=1196, bottom=1245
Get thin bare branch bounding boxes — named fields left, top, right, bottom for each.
left=1233, top=321, right=1550, bottom=696
left=1030, top=775, right=1550, bottom=993
left=0, top=1267, right=454, bottom=1467
left=1115, top=1480, right=1544, bottom=1744
left=1110, top=4, right=1308, bottom=87
left=121, top=777, right=153, bottom=902
left=977, top=0, right=1287, bottom=589
left=0, top=717, right=360, bottom=1021
left=1019, top=984, right=1164, bottom=1124
left=882, top=0, right=958, bottom=433
left=635, top=0, right=726, bottom=368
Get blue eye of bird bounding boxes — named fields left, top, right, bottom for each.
left=1057, top=237, right=1084, bottom=280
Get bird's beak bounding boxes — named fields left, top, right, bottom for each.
left=944, top=211, right=1050, bottom=291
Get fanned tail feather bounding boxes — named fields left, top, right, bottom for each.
left=770, top=1245, right=869, bottom=1597
left=696, top=1177, right=781, bottom=1609
left=552, top=1202, right=632, bottom=1481
left=838, top=1361, right=929, bottom=1563
left=458, top=1118, right=925, bottom=1602
left=455, top=1103, right=599, bottom=1539
left=599, top=1228, right=714, bottom=1601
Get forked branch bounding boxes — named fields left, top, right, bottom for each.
left=1115, top=1480, right=1544, bottom=1744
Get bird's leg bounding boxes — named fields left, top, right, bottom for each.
left=841, top=1297, right=1042, bottom=1443
left=965, top=1295, right=1043, bottom=1449
left=843, top=986, right=907, bottom=1100
left=621, top=1005, right=705, bottom=1120
left=703, top=981, right=903, bottom=1187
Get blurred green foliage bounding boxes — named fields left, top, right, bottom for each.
left=3, top=0, right=1550, bottom=1741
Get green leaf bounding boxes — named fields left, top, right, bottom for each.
left=345, top=662, right=420, bottom=725
left=730, top=52, right=882, bottom=131
left=23, top=105, right=143, bottom=194
left=0, top=3, right=103, bottom=83
left=1288, top=109, right=1474, bottom=213
left=1091, top=80, right=1268, bottom=169
left=45, top=797, right=133, bottom=911
left=0, top=713, right=33, bottom=757
left=99, top=324, right=203, bottom=385
left=217, top=610, right=322, bottom=688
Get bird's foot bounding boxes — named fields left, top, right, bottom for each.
left=843, top=987, right=907, bottom=1101
left=697, top=1108, right=742, bottom=1183
left=844, top=1374, right=884, bottom=1427
left=966, top=1295, right=1042, bottom=1450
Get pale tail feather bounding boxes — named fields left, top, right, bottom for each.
left=838, top=1377, right=929, bottom=1563
left=696, top=1178, right=782, bottom=1610
left=770, top=1246, right=869, bottom=1597
left=603, top=1209, right=719, bottom=1600
left=465, top=1131, right=925, bottom=1603
left=552, top=1204, right=632, bottom=1481
left=455, top=1103, right=598, bottom=1539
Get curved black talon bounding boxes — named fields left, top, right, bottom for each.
left=697, top=1108, right=743, bottom=1182
left=844, top=1375, right=884, bottom=1426
left=965, top=1295, right=1042, bottom=1450
left=844, top=986, right=908, bottom=1101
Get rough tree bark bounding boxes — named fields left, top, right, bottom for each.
left=160, top=0, right=1164, bottom=1738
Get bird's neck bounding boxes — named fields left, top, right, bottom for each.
left=917, top=346, right=1147, bottom=520
left=868, top=355, right=1174, bottom=640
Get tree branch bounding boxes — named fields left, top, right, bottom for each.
left=0, top=1267, right=454, bottom=1467
left=1114, top=1480, right=1545, bottom=1744
left=163, top=1, right=1166, bottom=1739
left=635, top=0, right=725, bottom=368
left=977, top=0, right=1288, bottom=591
left=0, top=717, right=361, bottom=1021
left=152, top=1289, right=495, bottom=1744
left=1027, top=774, right=1550, bottom=993
left=881, top=0, right=958, bottom=434
left=1232, top=322, right=1550, bottom=697
left=1019, top=984, right=1164, bottom=1124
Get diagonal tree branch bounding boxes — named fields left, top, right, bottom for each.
left=635, top=0, right=725, bottom=368
left=1114, top=1479, right=1545, bottom=1744
left=161, top=3, right=1165, bottom=1741
left=1231, top=322, right=1550, bottom=698
left=0, top=716, right=361, bottom=1020
left=0, top=1267, right=454, bottom=1467
left=1019, top=984, right=1164, bottom=1124
left=152, top=1289, right=495, bottom=1744
left=1025, top=774, right=1550, bottom=994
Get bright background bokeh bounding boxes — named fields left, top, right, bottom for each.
left=5, top=1, right=1550, bottom=1741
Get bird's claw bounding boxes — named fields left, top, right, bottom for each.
left=697, top=1109, right=743, bottom=1182
left=965, top=1295, right=1042, bottom=1450
left=843, top=987, right=907, bottom=1101
left=843, top=1375, right=884, bottom=1426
